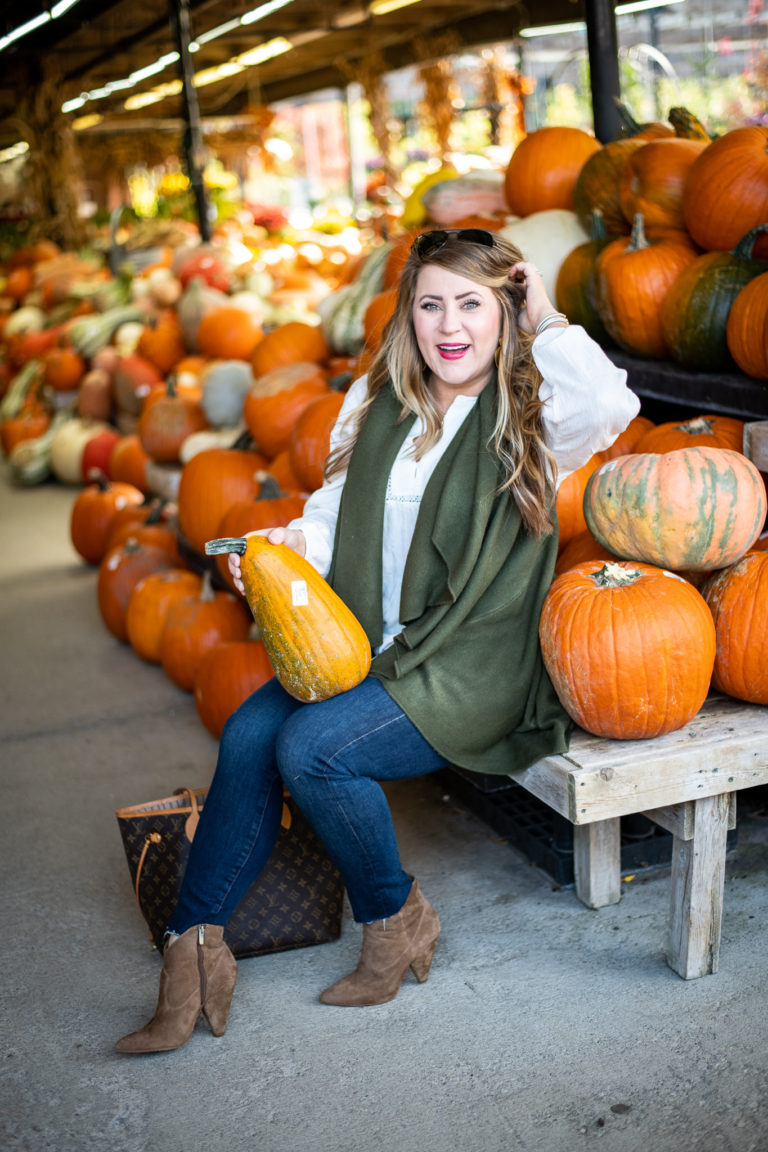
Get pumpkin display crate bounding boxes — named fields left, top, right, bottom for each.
left=437, top=765, right=739, bottom=887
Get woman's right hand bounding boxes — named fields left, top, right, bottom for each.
left=227, top=527, right=307, bottom=595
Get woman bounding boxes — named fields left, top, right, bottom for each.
left=116, top=228, right=639, bottom=1054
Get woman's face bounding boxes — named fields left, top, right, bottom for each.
left=412, top=264, right=501, bottom=405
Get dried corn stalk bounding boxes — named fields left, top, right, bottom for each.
left=9, top=75, right=88, bottom=249
left=414, top=34, right=461, bottom=162
left=338, top=53, right=400, bottom=188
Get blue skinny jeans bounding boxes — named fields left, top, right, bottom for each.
left=168, top=676, right=448, bottom=931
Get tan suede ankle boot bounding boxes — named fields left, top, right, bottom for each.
left=116, top=924, right=237, bottom=1055
left=320, top=879, right=440, bottom=1007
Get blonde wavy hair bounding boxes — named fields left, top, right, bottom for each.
left=325, top=230, right=557, bottom=537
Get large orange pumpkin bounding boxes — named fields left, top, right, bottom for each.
left=136, top=317, right=187, bottom=375
left=159, top=573, right=252, bottom=691
left=595, top=214, right=699, bottom=358
left=242, top=362, right=328, bottom=459
left=584, top=447, right=768, bottom=571
left=288, top=391, right=345, bottom=492
left=204, top=536, right=371, bottom=702
left=193, top=637, right=275, bottom=738
left=251, top=321, right=329, bottom=377
left=553, top=529, right=616, bottom=576
left=618, top=138, right=707, bottom=233
left=125, top=569, right=202, bottom=663
left=683, top=127, right=768, bottom=255
left=539, top=559, right=716, bottom=739
left=362, top=288, right=398, bottom=350
left=197, top=305, right=263, bottom=362
left=504, top=127, right=601, bottom=217
left=176, top=446, right=268, bottom=554
left=214, top=474, right=306, bottom=592
left=633, top=414, right=744, bottom=455
left=702, top=551, right=768, bottom=705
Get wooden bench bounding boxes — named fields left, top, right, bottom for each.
left=508, top=694, right=768, bottom=979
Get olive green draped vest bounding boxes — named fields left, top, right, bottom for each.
left=327, top=379, right=571, bottom=775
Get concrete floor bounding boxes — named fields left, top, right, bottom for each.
left=1, top=463, right=768, bottom=1152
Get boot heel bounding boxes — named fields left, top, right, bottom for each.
left=410, top=933, right=439, bottom=983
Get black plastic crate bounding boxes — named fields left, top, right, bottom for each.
left=436, top=767, right=738, bottom=887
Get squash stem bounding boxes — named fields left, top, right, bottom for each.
left=204, top=536, right=247, bottom=556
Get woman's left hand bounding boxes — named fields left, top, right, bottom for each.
left=510, top=261, right=560, bottom=334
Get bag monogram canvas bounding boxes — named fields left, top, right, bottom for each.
left=115, top=787, right=345, bottom=957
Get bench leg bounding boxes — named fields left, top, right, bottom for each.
left=573, top=818, right=621, bottom=908
left=666, top=792, right=730, bottom=979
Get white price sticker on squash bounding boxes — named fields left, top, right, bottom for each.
left=291, top=580, right=309, bottom=607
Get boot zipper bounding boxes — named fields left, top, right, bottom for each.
left=197, top=924, right=207, bottom=1004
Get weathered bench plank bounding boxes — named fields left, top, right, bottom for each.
left=508, top=695, right=768, bottom=825
left=505, top=694, right=768, bottom=978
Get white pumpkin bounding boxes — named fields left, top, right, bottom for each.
left=200, top=360, right=254, bottom=427
left=498, top=209, right=590, bottom=303
left=49, top=418, right=111, bottom=485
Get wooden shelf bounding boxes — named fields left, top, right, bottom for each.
left=604, top=349, right=768, bottom=422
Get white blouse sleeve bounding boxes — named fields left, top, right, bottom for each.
left=285, top=375, right=369, bottom=577
left=534, top=326, right=641, bottom=487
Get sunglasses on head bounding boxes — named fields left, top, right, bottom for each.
left=412, top=228, right=495, bottom=259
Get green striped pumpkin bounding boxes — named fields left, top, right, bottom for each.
left=583, top=447, right=767, bottom=572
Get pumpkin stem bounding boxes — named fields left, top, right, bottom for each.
left=592, top=562, right=642, bottom=587
left=732, top=224, right=768, bottom=261
left=677, top=417, right=714, bottom=436
left=204, top=536, right=247, bottom=556
left=628, top=214, right=650, bottom=253
left=590, top=209, right=607, bottom=242
left=254, top=470, right=285, bottom=500
left=86, top=467, right=110, bottom=490
left=199, top=570, right=216, bottom=601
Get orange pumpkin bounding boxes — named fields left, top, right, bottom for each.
left=553, top=529, right=617, bottom=576
left=0, top=406, right=50, bottom=457
left=97, top=539, right=178, bottom=641
left=683, top=127, right=768, bottom=255
left=204, top=536, right=371, bottom=702
left=242, top=362, right=328, bottom=459
left=505, top=127, right=602, bottom=217
left=362, top=288, right=398, bottom=350
left=138, top=378, right=210, bottom=464
left=108, top=434, right=151, bottom=493
left=43, top=347, right=86, bottom=394
left=634, top=414, right=744, bottom=455
left=726, top=271, right=768, bottom=381
left=288, top=391, right=345, bottom=492
left=193, top=637, right=275, bottom=738
left=702, top=551, right=768, bottom=705
left=125, top=569, right=202, bottom=664
left=601, top=414, right=655, bottom=461
left=197, top=305, right=264, bottom=362
left=70, top=474, right=145, bottom=565
left=251, top=321, right=329, bottom=377
left=136, top=317, right=187, bottom=375
left=539, top=559, right=716, bottom=739
left=176, top=446, right=269, bottom=554
left=214, top=474, right=306, bottom=591
left=159, top=572, right=252, bottom=692
left=618, top=138, right=707, bottom=233
left=584, top=447, right=768, bottom=571
left=555, top=454, right=603, bottom=551
left=595, top=214, right=699, bottom=358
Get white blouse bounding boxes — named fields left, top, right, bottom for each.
left=288, top=325, right=640, bottom=654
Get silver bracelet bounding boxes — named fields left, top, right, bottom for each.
left=535, top=312, right=569, bottom=336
